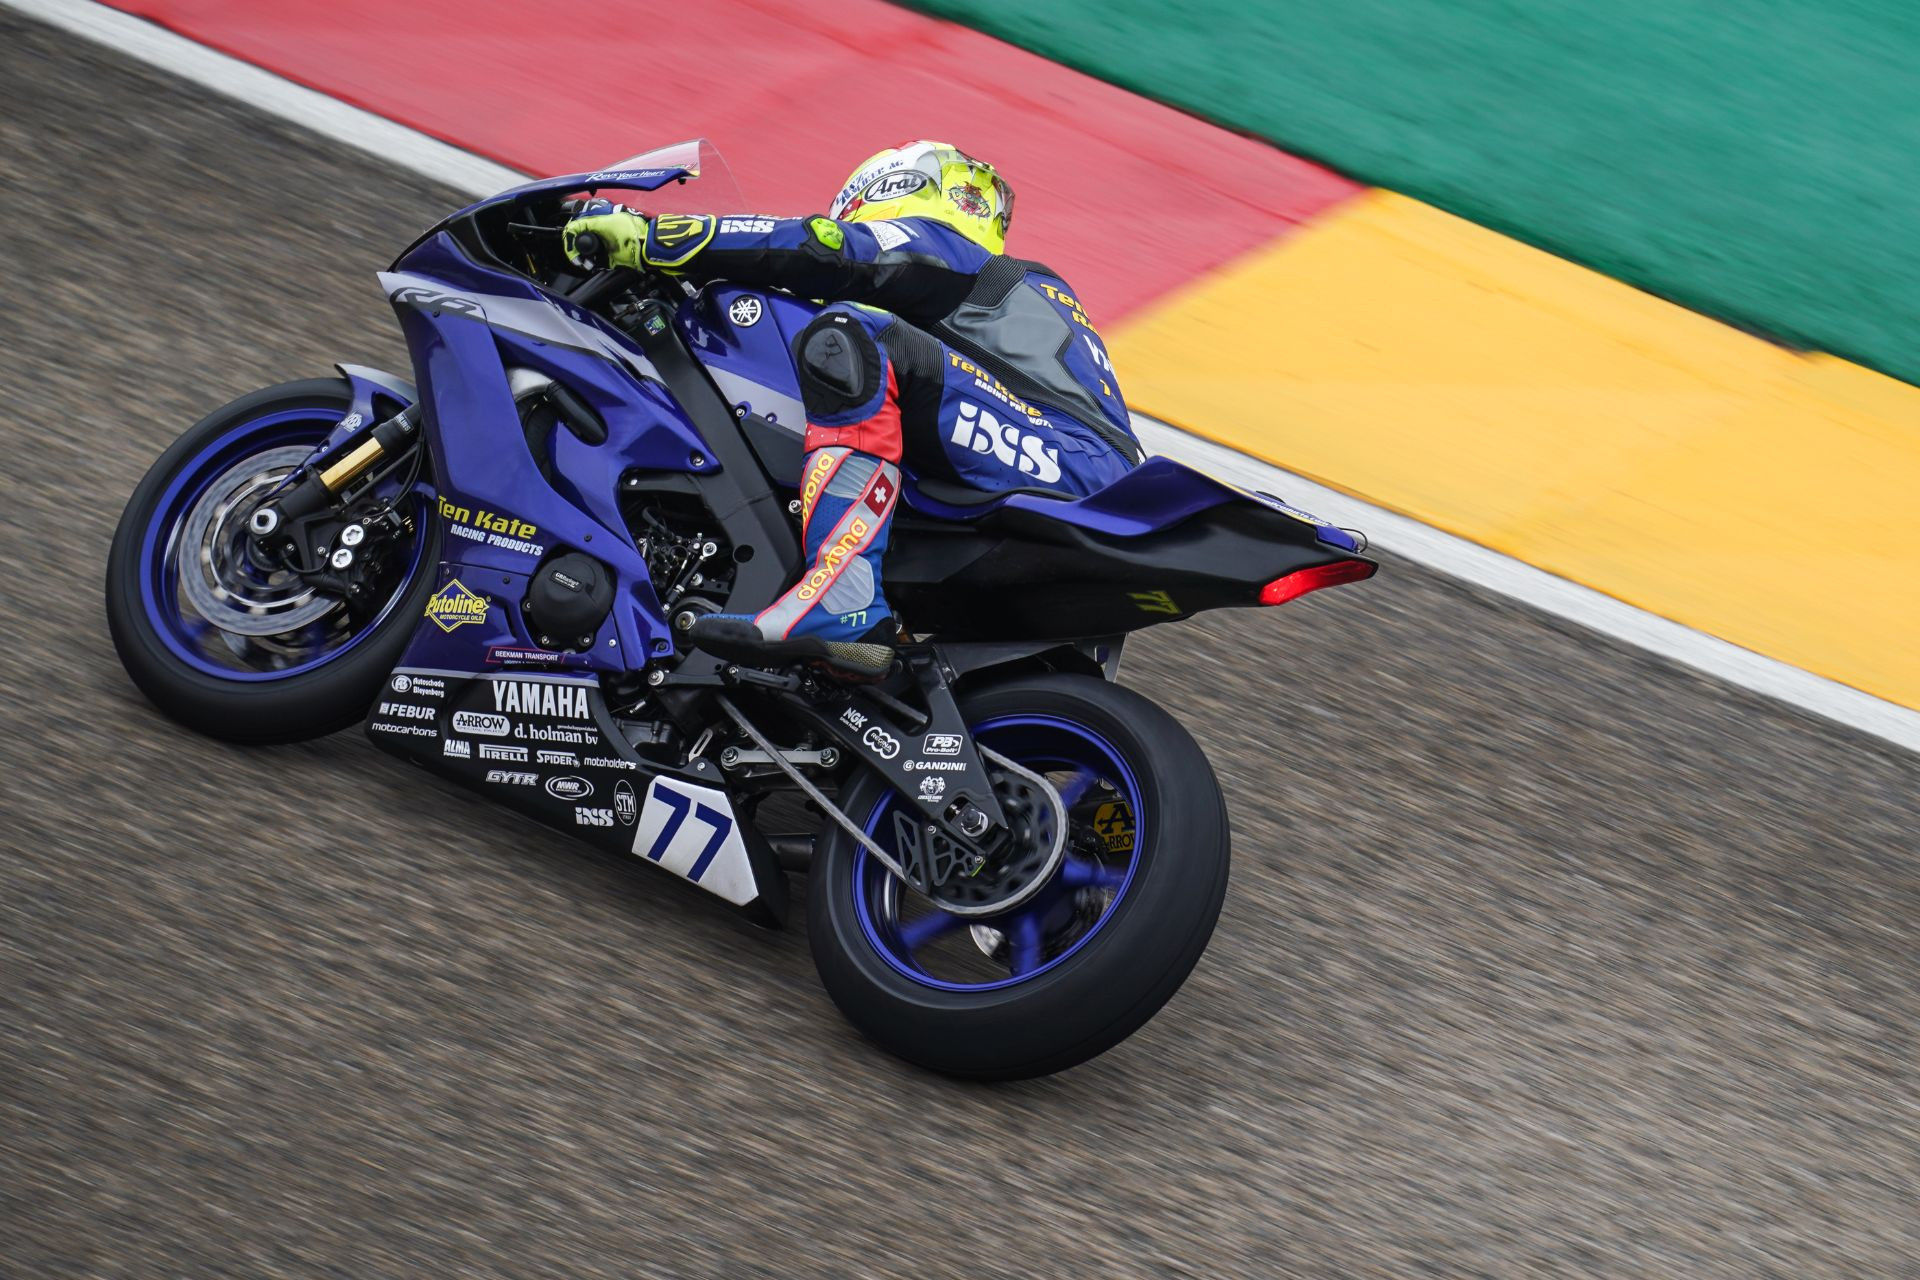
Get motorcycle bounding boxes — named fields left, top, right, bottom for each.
left=106, top=140, right=1376, bottom=1079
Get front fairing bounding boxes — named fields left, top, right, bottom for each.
left=382, top=230, right=720, bottom=671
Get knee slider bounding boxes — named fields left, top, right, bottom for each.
left=796, top=314, right=884, bottom=417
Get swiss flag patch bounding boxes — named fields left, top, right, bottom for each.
left=863, top=473, right=895, bottom=517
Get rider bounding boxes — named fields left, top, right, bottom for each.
left=561, top=141, right=1142, bottom=676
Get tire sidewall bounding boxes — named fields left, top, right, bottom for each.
left=105, top=378, right=441, bottom=744
left=808, top=673, right=1231, bottom=1079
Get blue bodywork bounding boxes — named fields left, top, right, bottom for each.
left=364, top=212, right=1361, bottom=677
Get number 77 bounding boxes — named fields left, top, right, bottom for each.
left=640, top=784, right=734, bottom=882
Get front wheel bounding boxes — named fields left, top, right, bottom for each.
left=106, top=378, right=440, bottom=744
left=808, top=674, right=1231, bottom=1080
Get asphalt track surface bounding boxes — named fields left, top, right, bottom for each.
left=4, top=19, right=1917, bottom=1279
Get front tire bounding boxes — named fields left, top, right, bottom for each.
left=808, top=674, right=1230, bottom=1080
left=106, top=378, right=440, bottom=744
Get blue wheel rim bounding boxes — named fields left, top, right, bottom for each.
left=137, top=407, right=429, bottom=681
left=853, top=714, right=1143, bottom=991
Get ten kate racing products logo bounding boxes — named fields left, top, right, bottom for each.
left=424, top=578, right=489, bottom=632
left=477, top=743, right=529, bottom=762
left=378, top=701, right=434, bottom=722
left=545, top=775, right=594, bottom=801
left=950, top=401, right=1061, bottom=484
left=485, top=769, right=537, bottom=786
left=389, top=672, right=446, bottom=700
left=436, top=497, right=543, bottom=558
left=725, top=295, right=764, bottom=327
left=923, top=733, right=962, bottom=757
left=1037, top=281, right=1096, bottom=331
left=613, top=779, right=638, bottom=826
left=451, top=711, right=510, bottom=737
left=574, top=807, right=616, bottom=828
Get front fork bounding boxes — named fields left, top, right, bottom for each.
left=245, top=403, right=425, bottom=618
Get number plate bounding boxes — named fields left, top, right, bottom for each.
left=630, top=778, right=755, bottom=905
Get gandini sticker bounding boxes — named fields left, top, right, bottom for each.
left=425, top=579, right=488, bottom=632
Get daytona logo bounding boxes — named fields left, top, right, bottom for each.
left=492, top=680, right=591, bottom=719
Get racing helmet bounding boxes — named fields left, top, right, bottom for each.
left=827, top=141, right=1014, bottom=254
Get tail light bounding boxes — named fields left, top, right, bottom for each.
left=1259, top=559, right=1375, bottom=606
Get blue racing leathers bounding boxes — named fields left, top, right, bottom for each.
left=647, top=212, right=1143, bottom=646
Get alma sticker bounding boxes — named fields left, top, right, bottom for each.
left=727, top=295, right=764, bottom=327
left=424, top=579, right=488, bottom=632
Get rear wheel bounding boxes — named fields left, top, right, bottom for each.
left=106, top=378, right=439, bottom=743
left=808, top=674, right=1230, bottom=1080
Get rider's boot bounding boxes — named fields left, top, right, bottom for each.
left=686, top=446, right=900, bottom=678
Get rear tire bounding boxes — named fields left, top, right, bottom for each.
left=808, top=674, right=1230, bottom=1080
left=106, top=379, right=440, bottom=744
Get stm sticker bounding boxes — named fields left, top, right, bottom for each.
left=727, top=295, right=764, bottom=327
left=424, top=579, right=488, bottom=632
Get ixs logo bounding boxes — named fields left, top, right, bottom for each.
left=477, top=743, right=528, bottom=762
left=950, top=403, right=1061, bottom=484
left=793, top=518, right=871, bottom=602
left=485, top=769, right=537, bottom=786
left=574, top=807, right=615, bottom=828
left=923, top=733, right=963, bottom=757
left=424, top=579, right=488, bottom=632
left=492, top=679, right=591, bottom=720
left=451, top=711, right=509, bottom=737
left=862, top=725, right=900, bottom=760
left=545, top=775, right=593, bottom=801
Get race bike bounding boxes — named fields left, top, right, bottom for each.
left=106, top=140, right=1376, bottom=1080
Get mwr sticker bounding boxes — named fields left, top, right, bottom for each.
left=425, top=579, right=488, bottom=631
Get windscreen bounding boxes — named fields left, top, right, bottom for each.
left=587, top=138, right=747, bottom=216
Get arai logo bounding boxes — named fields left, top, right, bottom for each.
left=545, top=775, right=593, bottom=801
left=864, top=170, right=929, bottom=202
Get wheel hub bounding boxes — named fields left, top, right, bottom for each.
left=172, top=446, right=339, bottom=637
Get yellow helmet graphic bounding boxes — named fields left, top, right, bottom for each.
left=827, top=141, right=1014, bottom=255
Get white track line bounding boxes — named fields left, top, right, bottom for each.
left=13, top=0, right=1919, bottom=754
